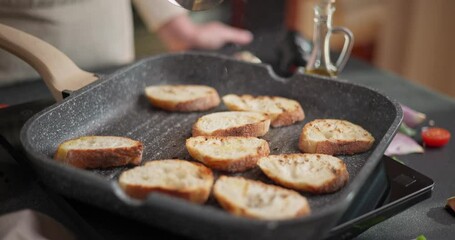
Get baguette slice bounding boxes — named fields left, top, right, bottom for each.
left=213, top=176, right=311, bottom=220
left=299, top=119, right=375, bottom=155
left=118, top=160, right=214, bottom=203
left=54, top=136, right=143, bottom=169
left=186, top=136, right=270, bottom=172
left=145, top=85, right=220, bottom=112
left=222, top=94, right=305, bottom=127
left=192, top=111, right=270, bottom=137
left=258, top=153, right=349, bottom=194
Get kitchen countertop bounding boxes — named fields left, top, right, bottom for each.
left=1, top=57, right=454, bottom=240
left=341, top=60, right=455, bottom=240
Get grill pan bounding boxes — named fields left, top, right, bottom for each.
left=0, top=24, right=402, bottom=240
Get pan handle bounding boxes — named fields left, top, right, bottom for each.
left=0, top=23, right=98, bottom=101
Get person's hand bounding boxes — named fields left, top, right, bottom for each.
left=157, top=14, right=253, bottom=51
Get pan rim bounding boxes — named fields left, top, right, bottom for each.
left=19, top=51, right=403, bottom=231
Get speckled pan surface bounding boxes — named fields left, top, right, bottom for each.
left=20, top=52, right=402, bottom=240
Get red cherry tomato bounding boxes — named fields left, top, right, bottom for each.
left=422, top=127, right=451, bottom=147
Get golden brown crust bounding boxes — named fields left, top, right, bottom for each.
left=447, top=197, right=455, bottom=212
left=295, top=204, right=312, bottom=217
left=119, top=184, right=211, bottom=203
left=299, top=139, right=374, bottom=155
left=192, top=118, right=271, bottom=137
left=223, top=94, right=305, bottom=127
left=298, top=119, right=374, bottom=155
left=186, top=137, right=270, bottom=172
left=119, top=160, right=213, bottom=204
left=215, top=191, right=246, bottom=216
left=201, top=145, right=269, bottom=172
left=259, top=154, right=349, bottom=194
left=146, top=85, right=220, bottom=112
left=271, top=102, right=305, bottom=127
left=54, top=140, right=143, bottom=169
left=213, top=176, right=311, bottom=219
left=147, top=91, right=220, bottom=112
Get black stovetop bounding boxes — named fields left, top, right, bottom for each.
left=0, top=99, right=434, bottom=240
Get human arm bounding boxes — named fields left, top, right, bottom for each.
left=132, top=0, right=253, bottom=51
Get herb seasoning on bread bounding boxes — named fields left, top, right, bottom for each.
left=54, top=136, right=143, bottom=169
left=119, top=160, right=214, bottom=203
left=213, top=176, right=311, bottom=220
left=299, top=119, right=374, bottom=155
left=186, top=136, right=270, bottom=172
left=145, top=85, right=220, bottom=112
left=192, top=111, right=270, bottom=137
left=223, top=94, right=305, bottom=127
left=258, top=153, right=349, bottom=194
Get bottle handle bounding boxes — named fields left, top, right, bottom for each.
left=326, top=26, right=354, bottom=73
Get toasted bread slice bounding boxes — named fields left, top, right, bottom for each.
left=299, top=119, right=375, bottom=155
left=258, top=154, right=349, bottom=194
left=118, top=160, right=214, bottom=203
left=186, top=136, right=270, bottom=172
left=54, top=136, right=143, bottom=169
left=213, top=176, right=310, bottom=220
left=192, top=111, right=270, bottom=137
left=145, top=85, right=220, bottom=112
left=222, top=94, right=305, bottom=127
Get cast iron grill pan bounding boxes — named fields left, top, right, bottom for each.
left=21, top=52, right=402, bottom=240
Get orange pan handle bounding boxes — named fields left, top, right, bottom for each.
left=0, top=23, right=98, bottom=102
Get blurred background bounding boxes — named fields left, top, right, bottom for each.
left=0, top=0, right=453, bottom=100
left=134, top=0, right=455, bottom=98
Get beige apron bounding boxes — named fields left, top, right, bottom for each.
left=0, top=0, right=184, bottom=86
